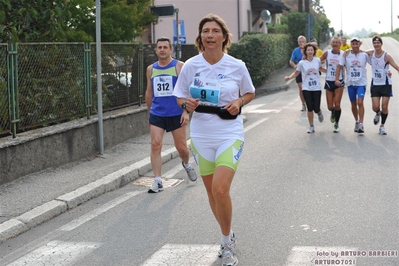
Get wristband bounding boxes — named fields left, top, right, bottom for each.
left=240, top=97, right=245, bottom=107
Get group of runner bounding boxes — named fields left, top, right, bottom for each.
left=287, top=35, right=399, bottom=134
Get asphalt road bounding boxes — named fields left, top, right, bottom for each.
left=0, top=37, right=398, bottom=266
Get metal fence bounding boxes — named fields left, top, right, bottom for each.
left=0, top=42, right=199, bottom=138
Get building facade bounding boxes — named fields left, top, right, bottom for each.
left=142, top=0, right=290, bottom=44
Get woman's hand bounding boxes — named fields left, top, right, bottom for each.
left=185, top=98, right=200, bottom=113
left=223, top=98, right=242, bottom=115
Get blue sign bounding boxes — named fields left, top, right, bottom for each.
left=173, top=20, right=185, bottom=36
left=173, top=36, right=186, bottom=44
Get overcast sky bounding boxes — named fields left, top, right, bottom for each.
left=319, top=0, right=398, bottom=35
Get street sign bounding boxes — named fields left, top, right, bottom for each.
left=173, top=36, right=186, bottom=44
left=151, top=5, right=175, bottom=17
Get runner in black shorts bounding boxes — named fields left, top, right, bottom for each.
left=319, top=37, right=345, bottom=133
left=365, top=35, right=399, bottom=135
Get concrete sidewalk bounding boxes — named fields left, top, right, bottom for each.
left=0, top=64, right=294, bottom=243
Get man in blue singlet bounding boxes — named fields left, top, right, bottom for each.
left=289, top=35, right=307, bottom=111
left=145, top=37, right=197, bottom=193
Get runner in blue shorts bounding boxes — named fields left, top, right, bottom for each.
left=335, top=37, right=368, bottom=133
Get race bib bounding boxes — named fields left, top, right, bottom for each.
left=373, top=68, right=386, bottom=85
left=349, top=65, right=362, bottom=81
left=326, top=64, right=336, bottom=80
left=153, top=76, right=173, bottom=97
left=189, top=77, right=221, bottom=105
left=304, top=70, right=320, bottom=90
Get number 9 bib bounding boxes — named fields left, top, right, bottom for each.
left=189, top=78, right=221, bottom=105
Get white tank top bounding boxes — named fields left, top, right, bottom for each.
left=326, top=49, right=344, bottom=81
left=370, top=51, right=390, bottom=85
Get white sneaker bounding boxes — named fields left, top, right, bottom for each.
left=379, top=126, right=387, bottom=135
left=374, top=112, right=381, bottom=125
left=318, top=112, right=324, bottom=123
left=218, top=232, right=236, bottom=257
left=221, top=243, right=238, bottom=266
left=182, top=161, right=197, bottom=181
left=354, top=122, right=360, bottom=132
left=333, top=123, right=339, bottom=133
left=148, top=179, right=164, bottom=193
left=357, top=123, right=364, bottom=133
left=307, top=126, right=315, bottom=133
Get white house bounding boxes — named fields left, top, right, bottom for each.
left=141, top=0, right=290, bottom=44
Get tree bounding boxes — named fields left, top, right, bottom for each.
left=65, top=0, right=155, bottom=42
left=0, top=0, right=69, bottom=42
left=100, top=0, right=155, bottom=42
left=0, top=0, right=156, bottom=43
left=311, top=0, right=325, bottom=15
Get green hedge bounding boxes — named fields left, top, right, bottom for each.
left=228, top=33, right=291, bottom=87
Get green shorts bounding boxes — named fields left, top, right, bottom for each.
left=190, top=138, right=244, bottom=176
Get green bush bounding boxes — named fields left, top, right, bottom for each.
left=228, top=33, right=291, bottom=87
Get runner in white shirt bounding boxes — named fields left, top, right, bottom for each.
left=335, top=37, right=368, bottom=133
left=364, top=35, right=399, bottom=135
left=173, top=14, right=255, bottom=266
left=319, top=37, right=345, bottom=133
left=285, top=42, right=326, bottom=133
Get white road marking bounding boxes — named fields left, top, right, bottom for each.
left=7, top=240, right=100, bottom=266
left=244, top=118, right=268, bottom=132
left=60, top=190, right=143, bottom=232
left=285, top=246, right=357, bottom=266
left=247, top=109, right=281, bottom=114
left=163, top=158, right=196, bottom=179
left=141, top=244, right=219, bottom=266
left=242, top=104, right=265, bottom=113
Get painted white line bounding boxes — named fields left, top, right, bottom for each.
left=162, top=158, right=196, bottom=180
left=285, top=246, right=357, bottom=266
left=244, top=118, right=268, bottom=133
left=242, top=103, right=265, bottom=113
left=60, top=191, right=143, bottom=232
left=7, top=240, right=100, bottom=266
left=247, top=109, right=281, bottom=114
left=141, top=244, right=219, bottom=266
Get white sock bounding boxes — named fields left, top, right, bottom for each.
left=221, top=234, right=230, bottom=246
left=183, top=162, right=191, bottom=168
left=155, top=176, right=162, bottom=182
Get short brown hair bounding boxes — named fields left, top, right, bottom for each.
left=302, top=43, right=317, bottom=59
left=195, top=13, right=232, bottom=53
left=156, top=37, right=172, bottom=48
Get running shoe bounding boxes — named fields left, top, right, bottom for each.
left=374, top=111, right=381, bottom=125
left=333, top=123, right=339, bottom=133
left=318, top=112, right=324, bottom=123
left=148, top=179, right=164, bottom=193
left=379, top=126, right=387, bottom=135
left=218, top=232, right=236, bottom=257
left=221, top=243, right=238, bottom=266
left=330, top=109, right=335, bottom=123
left=357, top=123, right=364, bottom=133
left=182, top=161, right=197, bottom=181
left=307, top=126, right=315, bottom=133
left=354, top=122, right=360, bottom=132
left=301, top=104, right=306, bottom=112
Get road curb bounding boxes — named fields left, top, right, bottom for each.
left=0, top=147, right=180, bottom=243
